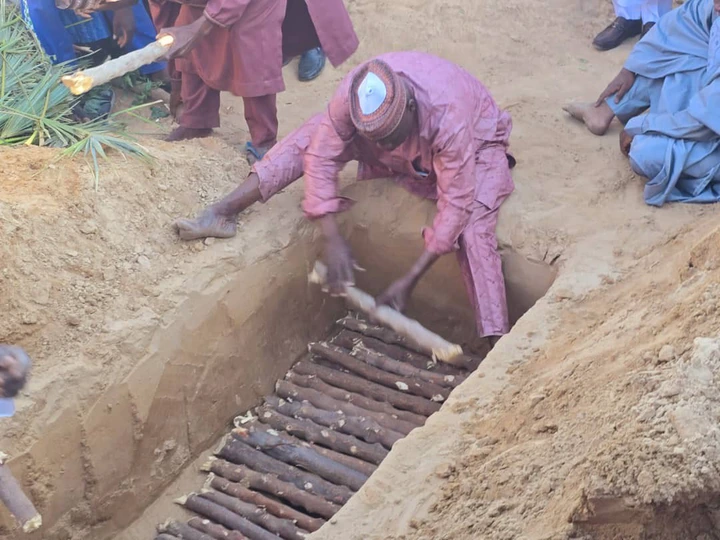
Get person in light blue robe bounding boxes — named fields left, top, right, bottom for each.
left=565, top=0, right=720, bottom=206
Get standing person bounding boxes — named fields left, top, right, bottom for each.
left=151, top=0, right=358, bottom=164
left=593, top=0, right=673, bottom=51
left=174, top=52, right=515, bottom=346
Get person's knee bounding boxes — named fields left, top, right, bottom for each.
left=629, top=135, right=668, bottom=179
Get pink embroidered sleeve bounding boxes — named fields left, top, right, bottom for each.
left=302, top=77, right=357, bottom=219
left=422, top=126, right=476, bottom=255
left=204, top=0, right=250, bottom=27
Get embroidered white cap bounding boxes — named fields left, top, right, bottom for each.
left=357, top=72, right=387, bottom=115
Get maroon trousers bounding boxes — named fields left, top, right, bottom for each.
left=180, top=72, right=279, bottom=149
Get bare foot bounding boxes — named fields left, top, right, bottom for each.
left=563, top=101, right=615, bottom=136
left=166, top=126, right=213, bottom=142
left=174, top=208, right=238, bottom=241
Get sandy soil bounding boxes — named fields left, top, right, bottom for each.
left=2, top=0, right=719, bottom=538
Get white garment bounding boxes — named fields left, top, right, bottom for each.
left=357, top=72, right=387, bottom=115
left=613, top=0, right=673, bottom=23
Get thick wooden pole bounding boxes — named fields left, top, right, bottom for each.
left=0, top=459, right=42, bottom=533
left=252, top=420, right=377, bottom=477
left=310, top=342, right=450, bottom=402
left=334, top=324, right=467, bottom=377
left=160, top=519, right=215, bottom=540
left=332, top=331, right=463, bottom=388
left=293, top=360, right=440, bottom=417
left=309, top=262, right=465, bottom=364
left=286, top=371, right=427, bottom=426
left=217, top=436, right=353, bottom=504
left=203, top=458, right=341, bottom=520
left=276, top=379, right=416, bottom=436
left=208, top=474, right=325, bottom=532
left=264, top=395, right=403, bottom=450
left=179, top=494, right=278, bottom=540
left=61, top=36, right=174, bottom=95
left=187, top=517, right=249, bottom=540
left=232, top=426, right=367, bottom=491
left=255, top=405, right=387, bottom=465
left=199, top=490, right=307, bottom=540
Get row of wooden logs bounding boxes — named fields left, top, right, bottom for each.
left=154, top=317, right=469, bottom=540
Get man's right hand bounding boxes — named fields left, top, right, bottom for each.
left=318, top=215, right=355, bottom=296
left=595, top=68, right=636, bottom=106
left=159, top=15, right=214, bottom=60
left=323, top=235, right=355, bottom=296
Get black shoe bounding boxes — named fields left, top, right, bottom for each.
left=592, top=17, right=642, bottom=51
left=641, top=21, right=655, bottom=37
left=298, top=47, right=326, bottom=82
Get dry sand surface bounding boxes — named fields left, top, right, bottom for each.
left=3, top=0, right=720, bottom=538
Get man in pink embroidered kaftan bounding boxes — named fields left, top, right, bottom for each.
left=174, top=52, right=515, bottom=342
left=150, top=0, right=358, bottom=163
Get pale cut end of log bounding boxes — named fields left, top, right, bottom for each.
left=159, top=519, right=174, bottom=532
left=22, top=514, right=42, bottom=533
left=174, top=494, right=190, bottom=506
left=202, top=473, right=216, bottom=491
left=200, top=457, right=217, bottom=472
left=0, top=451, right=8, bottom=465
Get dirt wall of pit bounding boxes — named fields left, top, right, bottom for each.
left=0, top=143, right=548, bottom=540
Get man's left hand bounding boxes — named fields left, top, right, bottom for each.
left=620, top=130, right=634, bottom=156
left=376, top=275, right=416, bottom=312
left=112, top=6, right=136, bottom=48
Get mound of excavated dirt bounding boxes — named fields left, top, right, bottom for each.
left=386, top=223, right=720, bottom=540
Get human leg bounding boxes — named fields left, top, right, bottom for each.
left=641, top=0, right=673, bottom=25
left=243, top=94, right=279, bottom=163
left=456, top=201, right=509, bottom=341
left=26, top=0, right=78, bottom=64
left=564, top=74, right=660, bottom=136
left=168, top=71, right=219, bottom=141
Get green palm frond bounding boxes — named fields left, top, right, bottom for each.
left=0, top=0, right=152, bottom=184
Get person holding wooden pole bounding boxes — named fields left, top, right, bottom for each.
left=149, top=0, right=358, bottom=164
left=174, top=52, right=516, bottom=347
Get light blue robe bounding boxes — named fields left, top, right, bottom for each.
left=608, top=0, right=720, bottom=206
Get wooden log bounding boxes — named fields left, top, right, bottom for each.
left=309, top=262, right=465, bottom=364
left=0, top=460, right=42, bottom=533
left=217, top=437, right=353, bottom=505
left=160, top=519, right=215, bottom=540
left=264, top=394, right=403, bottom=450
left=199, top=490, right=307, bottom=540
left=180, top=494, right=278, bottom=540
left=277, top=379, right=416, bottom=437
left=334, top=325, right=466, bottom=377
left=256, top=406, right=387, bottom=465
left=232, top=425, right=367, bottom=491
left=252, top=420, right=377, bottom=477
left=286, top=371, right=426, bottom=426
left=208, top=474, right=325, bottom=532
left=203, top=458, right=340, bottom=519
left=61, top=35, right=174, bottom=95
left=332, top=332, right=462, bottom=388
left=310, top=342, right=450, bottom=402
left=293, top=360, right=440, bottom=417
left=187, top=517, right=249, bottom=540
